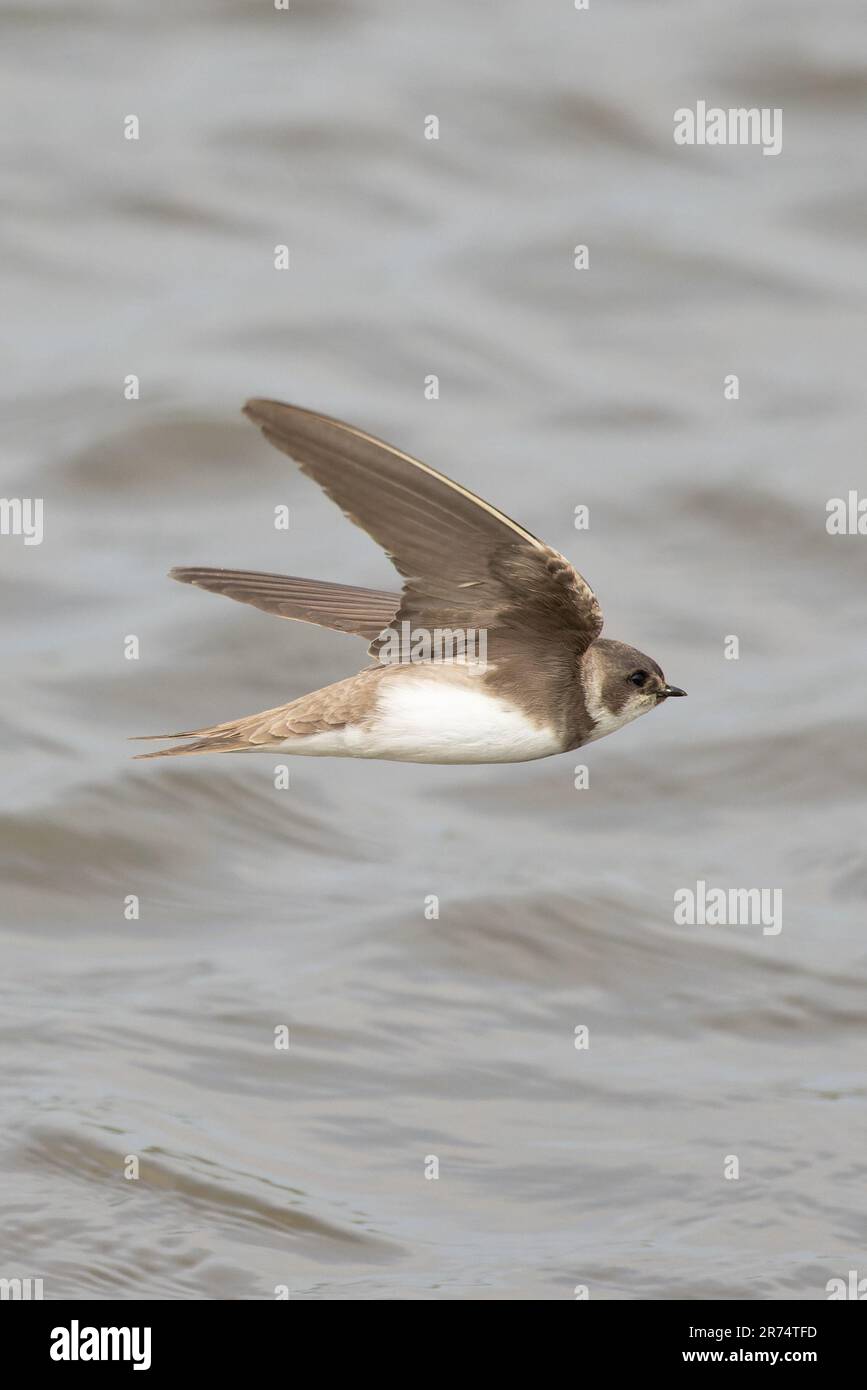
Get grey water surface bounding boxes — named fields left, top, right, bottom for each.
left=1, top=0, right=866, bottom=1298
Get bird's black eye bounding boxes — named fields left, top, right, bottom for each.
left=629, top=670, right=648, bottom=687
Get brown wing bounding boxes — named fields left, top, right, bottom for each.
left=242, top=400, right=603, bottom=669
left=170, top=567, right=399, bottom=641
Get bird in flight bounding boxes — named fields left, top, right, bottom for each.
left=135, top=399, right=685, bottom=763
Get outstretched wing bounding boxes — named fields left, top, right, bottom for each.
left=170, top=567, right=399, bottom=641
left=242, top=400, right=603, bottom=669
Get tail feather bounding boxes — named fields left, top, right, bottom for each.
left=132, top=736, right=252, bottom=760
left=131, top=697, right=298, bottom=760
left=131, top=672, right=377, bottom=761
left=129, top=719, right=244, bottom=755
left=129, top=730, right=210, bottom=741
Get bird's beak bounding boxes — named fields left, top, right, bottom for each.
left=659, top=684, right=687, bottom=699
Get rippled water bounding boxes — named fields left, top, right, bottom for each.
left=2, top=0, right=866, bottom=1299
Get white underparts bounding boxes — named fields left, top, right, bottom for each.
left=277, top=672, right=563, bottom=764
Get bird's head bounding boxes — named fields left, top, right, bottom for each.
left=581, top=638, right=686, bottom=741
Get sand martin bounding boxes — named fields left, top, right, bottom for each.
left=136, top=399, right=685, bottom=763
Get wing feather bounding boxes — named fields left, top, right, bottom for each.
left=242, top=400, right=603, bottom=666
left=170, top=567, right=399, bottom=640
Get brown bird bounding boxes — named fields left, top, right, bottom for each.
left=135, top=399, right=685, bottom=763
